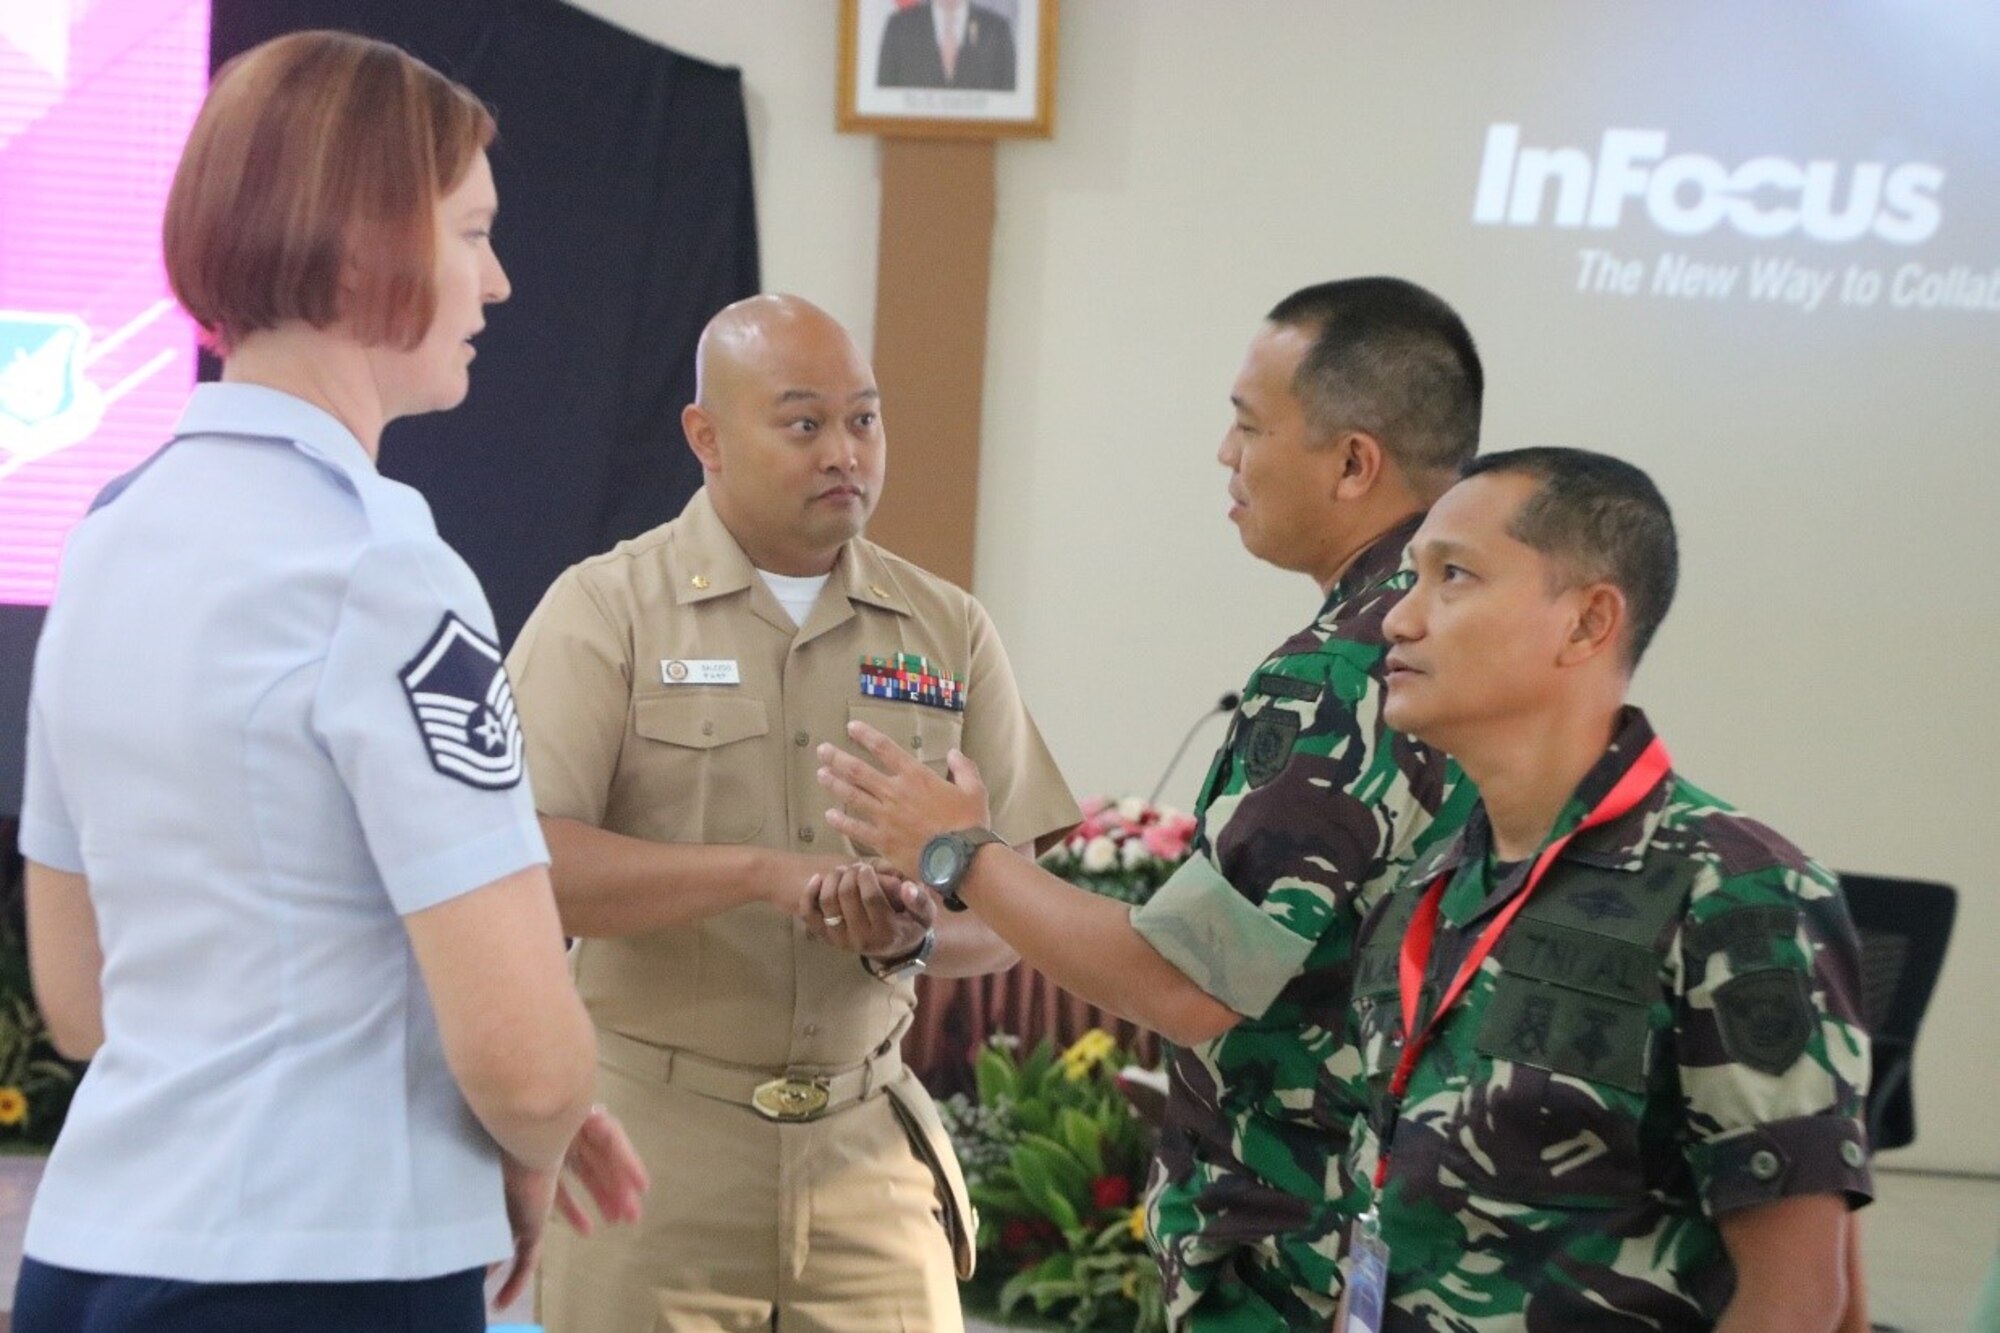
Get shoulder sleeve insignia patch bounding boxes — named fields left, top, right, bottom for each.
left=399, top=612, right=526, bottom=790
left=1713, top=967, right=1813, bottom=1076
left=1237, top=708, right=1300, bottom=787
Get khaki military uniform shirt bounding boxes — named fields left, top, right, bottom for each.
left=506, top=487, right=1079, bottom=1068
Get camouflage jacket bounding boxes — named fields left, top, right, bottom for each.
left=1347, top=708, right=1872, bottom=1332
left=1131, top=515, right=1469, bottom=1329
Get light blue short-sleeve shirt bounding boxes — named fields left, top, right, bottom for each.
left=17, top=383, right=547, bottom=1281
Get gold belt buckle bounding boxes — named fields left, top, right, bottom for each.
left=751, top=1075, right=831, bottom=1121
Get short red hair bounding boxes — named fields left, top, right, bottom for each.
left=163, top=30, right=495, bottom=355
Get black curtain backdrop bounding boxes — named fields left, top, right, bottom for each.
left=211, top=0, right=760, bottom=644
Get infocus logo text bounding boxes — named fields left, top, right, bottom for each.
left=1472, top=124, right=1943, bottom=245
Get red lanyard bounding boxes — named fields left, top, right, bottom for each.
left=1372, top=736, right=1671, bottom=1190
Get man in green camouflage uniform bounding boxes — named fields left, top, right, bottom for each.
left=1136, top=522, right=1477, bottom=1329
left=812, top=278, right=1485, bottom=1329
left=1351, top=447, right=1870, bottom=1330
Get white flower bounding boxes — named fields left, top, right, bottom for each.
left=1120, top=837, right=1149, bottom=870
left=1116, top=796, right=1148, bottom=823
left=1081, top=835, right=1119, bottom=872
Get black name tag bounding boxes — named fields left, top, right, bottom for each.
left=1498, top=919, right=1657, bottom=1006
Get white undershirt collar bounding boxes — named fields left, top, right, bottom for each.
left=756, top=567, right=831, bottom=627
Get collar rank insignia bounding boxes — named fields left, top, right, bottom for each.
left=400, top=613, right=525, bottom=789
left=859, top=653, right=965, bottom=712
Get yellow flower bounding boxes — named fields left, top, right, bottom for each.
left=0, top=1087, right=26, bottom=1127
left=1059, top=1029, right=1118, bottom=1081
left=1128, top=1204, right=1146, bottom=1241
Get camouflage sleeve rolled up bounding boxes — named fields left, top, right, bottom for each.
left=1672, top=799, right=1874, bottom=1216
left=1136, top=850, right=1316, bottom=1019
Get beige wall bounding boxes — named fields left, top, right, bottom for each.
left=572, top=0, right=2000, bottom=1174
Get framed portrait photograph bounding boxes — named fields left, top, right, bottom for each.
left=838, top=0, right=1058, bottom=139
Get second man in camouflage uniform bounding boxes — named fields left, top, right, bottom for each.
left=1351, top=448, right=1871, bottom=1331
left=814, top=278, right=1484, bottom=1328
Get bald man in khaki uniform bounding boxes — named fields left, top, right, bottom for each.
left=510, top=294, right=1077, bottom=1332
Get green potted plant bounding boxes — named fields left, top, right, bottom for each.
left=942, top=1032, right=1166, bottom=1332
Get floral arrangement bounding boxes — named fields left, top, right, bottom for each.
left=1036, top=796, right=1198, bottom=907
left=941, top=1031, right=1166, bottom=1332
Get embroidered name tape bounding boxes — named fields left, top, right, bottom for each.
left=400, top=613, right=525, bottom=790
left=859, top=653, right=964, bottom=712
left=661, top=659, right=741, bottom=685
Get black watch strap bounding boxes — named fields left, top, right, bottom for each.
left=864, top=927, right=937, bottom=980
left=937, top=827, right=1003, bottom=908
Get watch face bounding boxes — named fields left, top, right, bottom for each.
left=920, top=836, right=961, bottom=888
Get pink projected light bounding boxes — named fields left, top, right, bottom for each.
left=0, top=0, right=209, bottom=607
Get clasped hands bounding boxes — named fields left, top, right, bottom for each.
left=792, top=719, right=994, bottom=952
left=800, top=857, right=935, bottom=961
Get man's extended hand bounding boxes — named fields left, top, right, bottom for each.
left=816, top=720, right=990, bottom=875
left=803, top=861, right=934, bottom=960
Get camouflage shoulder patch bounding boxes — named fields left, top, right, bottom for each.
left=1712, top=967, right=1813, bottom=1076
left=1238, top=708, right=1301, bottom=787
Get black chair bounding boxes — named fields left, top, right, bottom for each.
left=1837, top=873, right=1956, bottom=1153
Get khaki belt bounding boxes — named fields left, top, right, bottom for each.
left=595, top=1028, right=902, bottom=1123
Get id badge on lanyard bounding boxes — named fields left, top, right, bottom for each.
left=1332, top=1207, right=1390, bottom=1333
left=1340, top=735, right=1672, bottom=1332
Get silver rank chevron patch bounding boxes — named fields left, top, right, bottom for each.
left=399, top=613, right=525, bottom=790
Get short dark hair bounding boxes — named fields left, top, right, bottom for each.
left=1463, top=447, right=1679, bottom=666
left=164, top=30, right=496, bottom=355
left=1265, top=277, right=1483, bottom=477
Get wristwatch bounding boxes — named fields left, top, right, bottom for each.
left=863, top=927, right=937, bottom=981
left=918, top=827, right=1004, bottom=910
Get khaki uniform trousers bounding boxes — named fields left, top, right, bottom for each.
left=539, top=1055, right=963, bottom=1333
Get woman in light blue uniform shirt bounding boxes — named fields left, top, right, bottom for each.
left=13, top=31, right=644, bottom=1332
